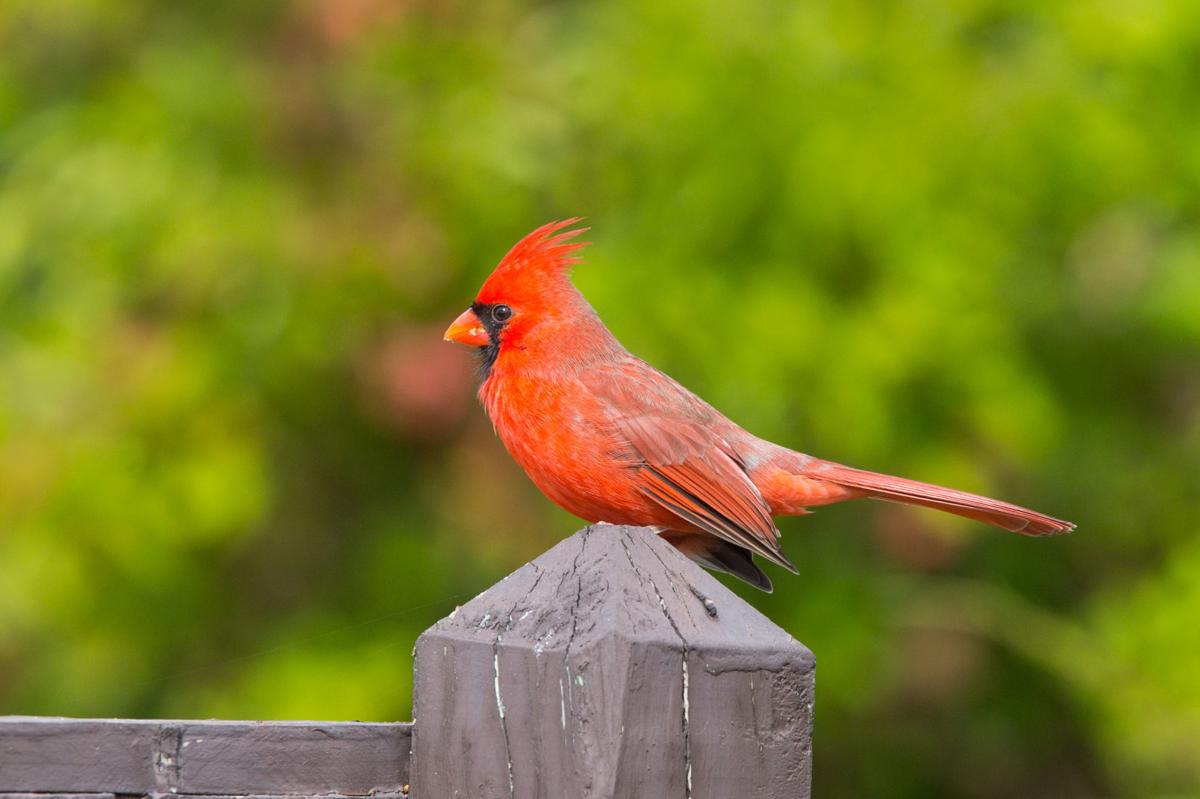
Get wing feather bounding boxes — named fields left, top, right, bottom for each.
left=614, top=415, right=797, bottom=572
left=582, top=357, right=797, bottom=573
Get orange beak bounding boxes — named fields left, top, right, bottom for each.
left=443, top=307, right=490, bottom=347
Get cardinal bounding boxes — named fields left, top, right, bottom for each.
left=444, top=220, right=1073, bottom=591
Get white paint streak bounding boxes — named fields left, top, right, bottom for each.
left=493, top=652, right=506, bottom=720
left=493, top=650, right=514, bottom=797
left=683, top=658, right=693, bottom=798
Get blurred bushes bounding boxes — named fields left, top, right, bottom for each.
left=1, top=0, right=1198, bottom=796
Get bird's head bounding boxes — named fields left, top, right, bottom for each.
left=444, top=219, right=616, bottom=378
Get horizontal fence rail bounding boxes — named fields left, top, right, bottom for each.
left=0, top=718, right=411, bottom=798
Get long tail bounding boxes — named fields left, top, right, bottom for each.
left=808, top=461, right=1074, bottom=536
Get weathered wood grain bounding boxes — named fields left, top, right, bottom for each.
left=0, top=718, right=411, bottom=795
left=411, top=524, right=815, bottom=799
left=0, top=794, right=116, bottom=799
left=0, top=795, right=405, bottom=799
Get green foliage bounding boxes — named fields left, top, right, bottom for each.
left=1, top=0, right=1198, bottom=795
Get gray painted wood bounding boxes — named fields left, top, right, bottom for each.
left=0, top=718, right=411, bottom=795
left=412, top=524, right=815, bottom=799
left=2, top=526, right=814, bottom=798
left=0, top=794, right=116, bottom=799
left=162, top=795, right=409, bottom=799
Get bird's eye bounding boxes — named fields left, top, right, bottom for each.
left=491, top=305, right=513, bottom=323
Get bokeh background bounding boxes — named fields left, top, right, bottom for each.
left=2, top=1, right=1199, bottom=796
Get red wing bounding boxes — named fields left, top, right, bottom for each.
left=614, top=414, right=797, bottom=572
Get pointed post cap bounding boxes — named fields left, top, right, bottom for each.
left=412, top=524, right=814, bottom=798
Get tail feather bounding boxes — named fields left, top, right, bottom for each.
left=810, top=462, right=1074, bottom=536
left=660, top=531, right=774, bottom=592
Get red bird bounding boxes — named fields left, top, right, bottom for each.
left=444, top=220, right=1073, bottom=591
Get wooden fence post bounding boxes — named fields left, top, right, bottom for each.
left=411, top=523, right=815, bottom=798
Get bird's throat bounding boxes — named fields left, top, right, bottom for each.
left=475, top=339, right=500, bottom=381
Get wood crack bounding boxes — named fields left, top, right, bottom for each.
left=620, top=535, right=692, bottom=799
left=490, top=560, right=549, bottom=798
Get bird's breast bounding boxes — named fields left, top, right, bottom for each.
left=479, top=371, right=653, bottom=524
